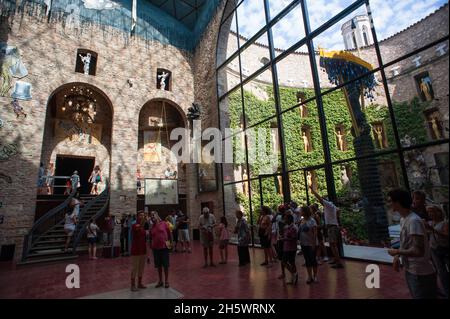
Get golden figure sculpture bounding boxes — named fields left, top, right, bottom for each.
left=299, top=104, right=307, bottom=118
left=334, top=128, right=345, bottom=151
left=420, top=78, right=433, bottom=101
left=429, top=117, right=441, bottom=139
left=302, top=131, right=310, bottom=152
left=374, top=125, right=385, bottom=149
left=277, top=175, right=283, bottom=196
left=307, top=171, right=313, bottom=188
left=242, top=169, right=249, bottom=196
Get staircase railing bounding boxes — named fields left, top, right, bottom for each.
left=22, top=185, right=77, bottom=262
left=72, top=180, right=110, bottom=253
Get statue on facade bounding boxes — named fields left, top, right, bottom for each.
left=307, top=171, right=313, bottom=188
left=373, top=125, right=385, bottom=149
left=429, top=116, right=441, bottom=139
left=302, top=130, right=310, bottom=152
left=419, top=77, right=433, bottom=101
left=242, top=168, right=248, bottom=196
left=158, top=71, right=169, bottom=90
left=79, top=53, right=91, bottom=75
left=299, top=104, right=307, bottom=118
left=341, top=166, right=350, bottom=188
left=335, top=128, right=345, bottom=151
left=187, top=103, right=201, bottom=121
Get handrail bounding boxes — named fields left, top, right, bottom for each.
left=22, top=185, right=78, bottom=261
left=72, top=180, right=110, bottom=252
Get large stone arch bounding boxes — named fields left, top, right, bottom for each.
left=39, top=82, right=114, bottom=195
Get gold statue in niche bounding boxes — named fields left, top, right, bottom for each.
left=242, top=168, right=249, bottom=196
left=334, top=128, right=345, bottom=151
left=302, top=130, right=310, bottom=152
left=420, top=78, right=433, bottom=101
left=428, top=116, right=441, bottom=139
left=373, top=124, right=385, bottom=149
left=277, top=175, right=283, bottom=196
left=299, top=104, right=307, bottom=118
left=307, top=171, right=313, bottom=188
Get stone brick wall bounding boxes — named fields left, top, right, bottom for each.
left=0, top=11, right=199, bottom=260
left=190, top=1, right=228, bottom=229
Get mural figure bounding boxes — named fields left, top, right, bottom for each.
left=82, top=0, right=122, bottom=10
left=11, top=99, right=27, bottom=118
left=64, top=3, right=81, bottom=30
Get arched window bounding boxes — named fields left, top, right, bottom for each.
left=352, top=33, right=358, bottom=49
left=362, top=26, right=369, bottom=46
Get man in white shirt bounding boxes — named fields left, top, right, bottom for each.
left=387, top=189, right=437, bottom=299
left=310, top=186, right=343, bottom=269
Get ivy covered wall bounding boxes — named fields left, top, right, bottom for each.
left=226, top=84, right=429, bottom=243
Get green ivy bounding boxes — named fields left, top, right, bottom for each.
left=226, top=85, right=429, bottom=242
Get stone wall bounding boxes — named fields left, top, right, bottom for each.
left=0, top=11, right=199, bottom=260
left=191, top=1, right=228, bottom=229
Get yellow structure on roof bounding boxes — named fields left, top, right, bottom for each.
left=319, top=48, right=374, bottom=71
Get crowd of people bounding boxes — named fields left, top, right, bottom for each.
left=59, top=179, right=447, bottom=298
left=387, top=189, right=448, bottom=299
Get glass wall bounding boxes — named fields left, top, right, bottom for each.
left=217, top=0, right=449, bottom=259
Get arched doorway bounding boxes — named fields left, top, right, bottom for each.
left=39, top=82, right=113, bottom=195
left=136, top=99, right=187, bottom=219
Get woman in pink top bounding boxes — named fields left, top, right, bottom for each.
left=216, top=216, right=230, bottom=264
left=150, top=211, right=173, bottom=288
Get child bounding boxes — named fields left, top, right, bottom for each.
left=216, top=216, right=230, bottom=264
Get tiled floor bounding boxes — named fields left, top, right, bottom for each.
left=0, top=242, right=411, bottom=299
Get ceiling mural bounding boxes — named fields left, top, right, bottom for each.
left=14, top=0, right=222, bottom=51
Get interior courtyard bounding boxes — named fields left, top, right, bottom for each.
left=0, top=0, right=448, bottom=299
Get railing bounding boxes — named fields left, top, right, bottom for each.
left=21, top=184, right=77, bottom=262
left=37, top=175, right=71, bottom=195
left=71, top=180, right=110, bottom=253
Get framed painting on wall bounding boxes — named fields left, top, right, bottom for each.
left=144, top=178, right=178, bottom=205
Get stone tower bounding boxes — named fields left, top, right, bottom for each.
left=341, top=15, right=374, bottom=50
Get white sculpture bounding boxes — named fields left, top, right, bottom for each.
left=79, top=53, right=91, bottom=75
left=341, top=167, right=350, bottom=187
left=158, top=71, right=170, bottom=90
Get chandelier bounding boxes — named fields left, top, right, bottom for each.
left=61, top=85, right=98, bottom=124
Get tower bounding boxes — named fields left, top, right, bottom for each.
left=341, top=15, right=374, bottom=50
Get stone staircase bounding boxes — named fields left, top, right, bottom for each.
left=20, top=189, right=109, bottom=265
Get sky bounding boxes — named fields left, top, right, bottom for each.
left=233, top=0, right=448, bottom=51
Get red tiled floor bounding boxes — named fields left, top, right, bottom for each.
left=0, top=242, right=411, bottom=299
